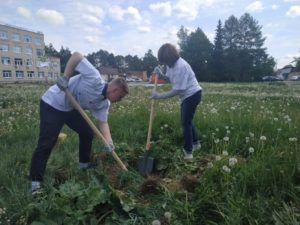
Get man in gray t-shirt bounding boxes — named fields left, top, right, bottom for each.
left=29, top=52, right=128, bottom=193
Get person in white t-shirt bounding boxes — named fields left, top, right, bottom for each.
left=152, top=43, right=202, bottom=160
left=29, top=52, right=128, bottom=193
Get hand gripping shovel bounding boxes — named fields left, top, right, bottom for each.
left=138, top=74, right=158, bottom=176
left=64, top=89, right=128, bottom=171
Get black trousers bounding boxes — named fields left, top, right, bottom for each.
left=180, top=90, right=202, bottom=153
left=29, top=100, right=93, bottom=181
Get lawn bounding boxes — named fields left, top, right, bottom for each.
left=0, top=81, right=299, bottom=225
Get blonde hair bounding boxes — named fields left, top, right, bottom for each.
left=110, top=77, right=129, bottom=95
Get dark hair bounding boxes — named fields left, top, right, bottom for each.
left=157, top=43, right=180, bottom=67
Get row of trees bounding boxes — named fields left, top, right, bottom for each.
left=45, top=44, right=158, bottom=77
left=178, top=13, right=276, bottom=81
left=45, top=13, right=295, bottom=82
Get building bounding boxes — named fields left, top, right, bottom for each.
left=0, top=22, right=60, bottom=83
left=98, top=66, right=120, bottom=81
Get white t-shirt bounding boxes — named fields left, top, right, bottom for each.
left=42, top=58, right=110, bottom=122
left=166, top=57, right=202, bottom=102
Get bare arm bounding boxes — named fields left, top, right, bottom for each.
left=99, top=121, right=113, bottom=144
left=64, top=52, right=84, bottom=77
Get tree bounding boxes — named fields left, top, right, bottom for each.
left=59, top=46, right=72, bottom=74
left=177, top=25, right=189, bottom=54
left=211, top=20, right=225, bottom=81
left=177, top=27, right=213, bottom=81
left=142, top=49, right=158, bottom=76
left=44, top=43, right=59, bottom=57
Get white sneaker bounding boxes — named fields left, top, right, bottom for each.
left=182, top=149, right=193, bottom=160
left=193, top=142, right=201, bottom=151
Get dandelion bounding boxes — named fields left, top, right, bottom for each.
left=225, top=126, right=229, bottom=130
left=245, top=137, right=250, bottom=143
left=164, top=124, right=168, bottom=128
left=164, top=212, right=172, bottom=222
left=260, top=136, right=267, bottom=141
left=249, top=147, right=255, bottom=154
left=215, top=128, right=219, bottom=132
left=207, top=162, right=213, bottom=168
left=289, top=137, right=297, bottom=142
left=215, top=155, right=222, bottom=161
left=273, top=117, right=278, bottom=121
left=214, top=138, right=220, bottom=144
left=211, top=108, right=217, bottom=113
left=152, top=220, right=161, bottom=225
left=249, top=132, right=254, bottom=138
left=227, top=130, right=231, bottom=134
left=229, top=157, right=238, bottom=167
left=222, top=165, right=231, bottom=173
left=222, top=150, right=228, bottom=156
left=223, top=136, right=229, bottom=142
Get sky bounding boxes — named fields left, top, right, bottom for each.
left=1, top=0, right=300, bottom=69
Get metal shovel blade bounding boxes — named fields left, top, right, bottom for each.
left=138, top=152, right=154, bottom=176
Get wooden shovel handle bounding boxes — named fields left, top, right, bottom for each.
left=146, top=74, right=158, bottom=150
left=64, top=89, right=128, bottom=171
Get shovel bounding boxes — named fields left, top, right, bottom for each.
left=138, top=74, right=158, bottom=176
left=64, top=89, right=128, bottom=171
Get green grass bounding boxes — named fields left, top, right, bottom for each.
left=0, top=81, right=299, bottom=224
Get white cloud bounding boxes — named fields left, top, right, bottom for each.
left=138, top=26, right=151, bottom=33
left=36, top=8, right=65, bottom=25
left=109, top=5, right=142, bottom=25
left=109, top=5, right=124, bottom=21
left=149, top=1, right=172, bottom=17
left=284, top=0, right=300, bottom=2
left=17, top=6, right=31, bottom=18
left=77, top=3, right=105, bottom=24
left=82, top=14, right=101, bottom=24
left=173, top=0, right=200, bottom=20
left=271, top=4, right=279, bottom=10
left=286, top=5, right=300, bottom=17
left=85, top=35, right=99, bottom=44
left=246, top=1, right=264, bottom=12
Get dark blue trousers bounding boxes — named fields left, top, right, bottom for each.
left=180, top=91, right=201, bottom=153
left=29, top=100, right=93, bottom=181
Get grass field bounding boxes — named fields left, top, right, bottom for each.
left=0, top=81, right=299, bottom=225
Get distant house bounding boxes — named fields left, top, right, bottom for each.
left=98, top=66, right=120, bottom=81
left=275, top=64, right=294, bottom=80
left=126, top=70, right=147, bottom=81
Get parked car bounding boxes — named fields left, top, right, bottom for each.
left=290, top=75, right=300, bottom=81
left=149, top=74, right=168, bottom=84
left=262, top=76, right=283, bottom=81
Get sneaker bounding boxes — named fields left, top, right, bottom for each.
left=182, top=149, right=193, bottom=160
left=193, top=141, right=201, bottom=151
left=31, top=181, right=42, bottom=196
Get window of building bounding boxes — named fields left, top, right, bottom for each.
left=48, top=72, right=53, bottom=78
left=23, top=35, right=32, bottom=43
left=1, top=57, right=11, bottom=65
left=16, top=71, right=24, bottom=78
left=12, top=33, right=20, bottom=42
left=0, top=44, right=9, bottom=51
left=14, top=58, right=23, bottom=66
left=36, top=49, right=44, bottom=56
left=0, top=31, right=8, bottom=39
left=3, top=70, right=12, bottom=78
left=13, top=46, right=22, bottom=53
left=26, top=59, right=33, bottom=67
left=25, top=47, right=33, bottom=54
left=35, top=38, right=43, bottom=45
left=38, top=72, right=44, bottom=78
left=27, top=71, right=35, bottom=78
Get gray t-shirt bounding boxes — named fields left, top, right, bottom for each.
left=42, top=58, right=110, bottom=122
left=166, top=57, right=202, bottom=102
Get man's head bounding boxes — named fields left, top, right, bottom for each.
left=106, top=77, right=129, bottom=102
